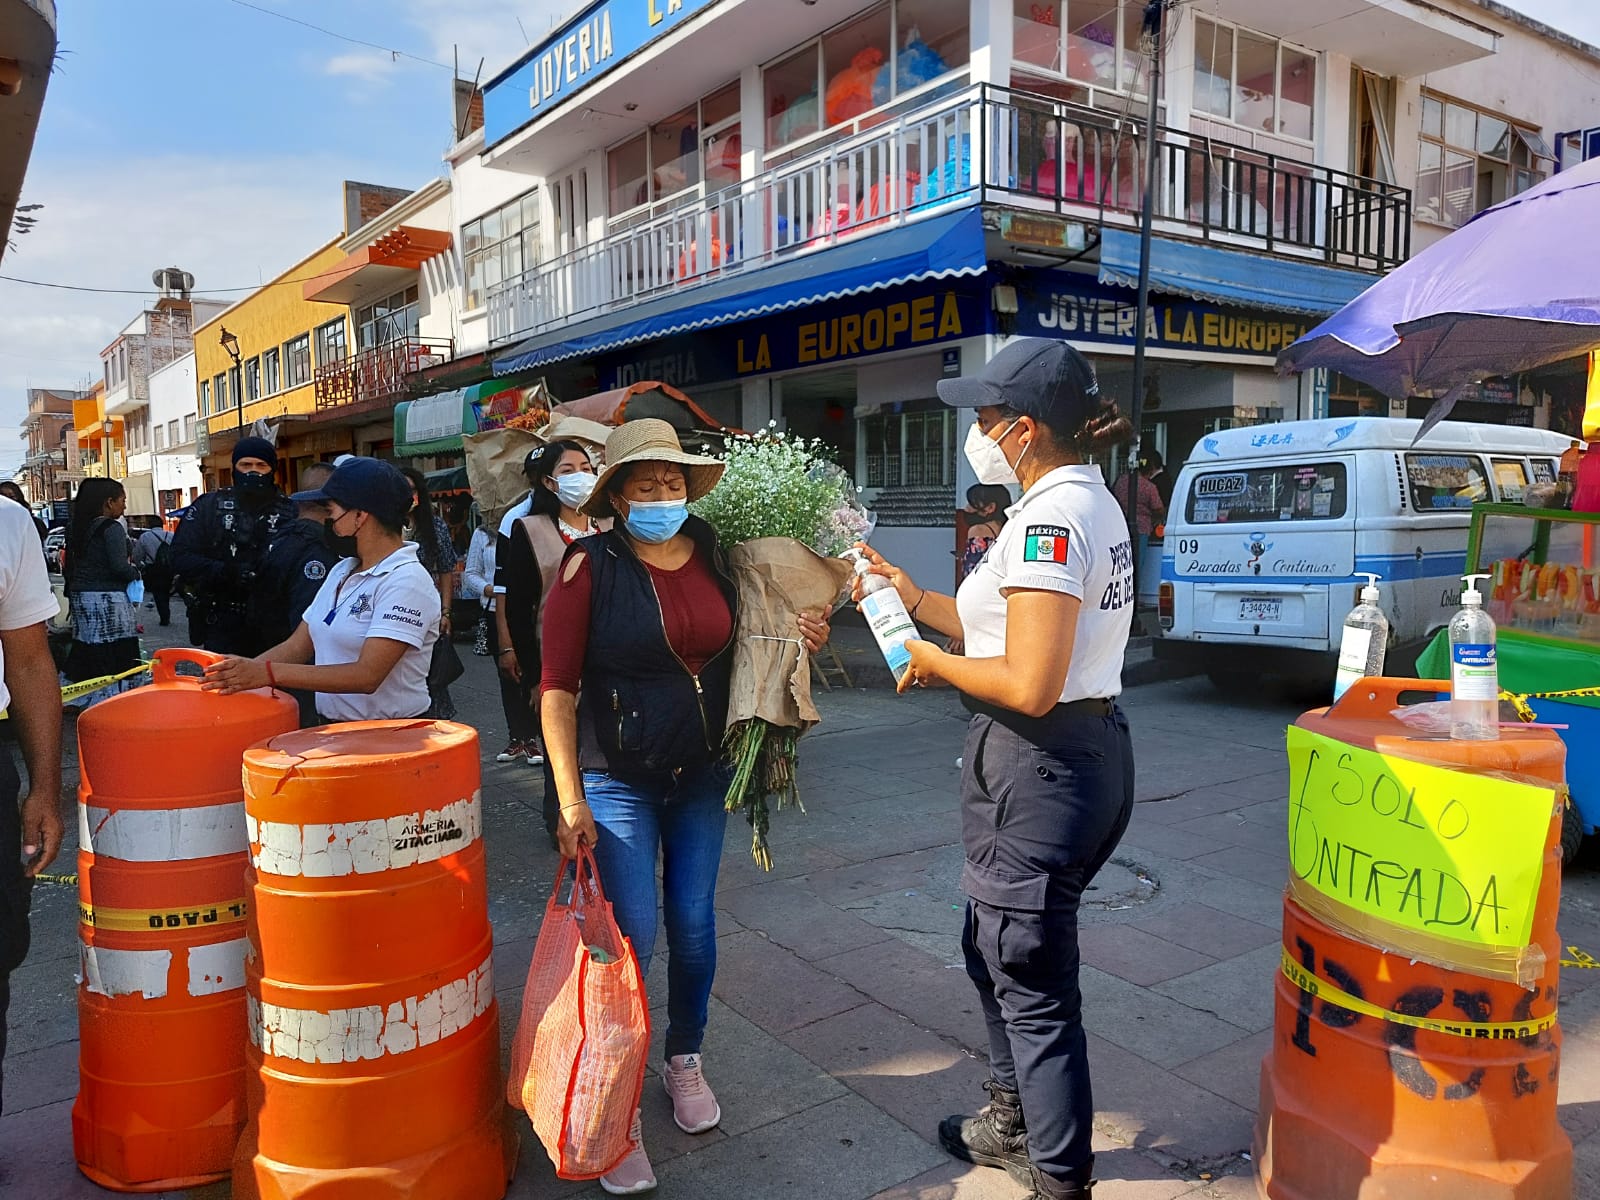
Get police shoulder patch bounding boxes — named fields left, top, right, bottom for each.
left=1022, top=525, right=1070, bottom=564
left=303, top=560, right=327, bottom=581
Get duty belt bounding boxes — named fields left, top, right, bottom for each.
left=962, top=695, right=1115, bottom=723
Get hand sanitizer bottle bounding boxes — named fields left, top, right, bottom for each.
left=1334, top=573, right=1389, bottom=702
left=1450, top=573, right=1499, bottom=741
left=844, top=550, right=915, bottom=686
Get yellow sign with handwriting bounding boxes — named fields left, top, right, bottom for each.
left=1286, top=727, right=1554, bottom=948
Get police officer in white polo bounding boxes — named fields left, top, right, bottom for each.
left=202, top=457, right=440, bottom=723
left=853, top=338, right=1136, bottom=1200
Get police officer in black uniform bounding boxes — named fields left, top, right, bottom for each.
left=254, top=460, right=339, bottom=725
left=854, top=341, right=1137, bottom=1200
left=171, top=436, right=294, bottom=656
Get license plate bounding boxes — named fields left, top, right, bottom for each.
left=1239, top=598, right=1282, bottom=621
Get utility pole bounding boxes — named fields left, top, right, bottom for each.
left=1125, top=0, right=1165, bottom=537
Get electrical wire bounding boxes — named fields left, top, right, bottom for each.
left=0, top=264, right=356, bottom=296
left=223, top=0, right=453, bottom=72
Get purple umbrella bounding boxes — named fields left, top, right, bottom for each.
left=1278, top=155, right=1600, bottom=433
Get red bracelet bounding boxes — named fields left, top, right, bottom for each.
left=265, top=662, right=277, bottom=689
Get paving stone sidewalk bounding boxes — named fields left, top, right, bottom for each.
left=6, top=606, right=1600, bottom=1199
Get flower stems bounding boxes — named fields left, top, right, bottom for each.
left=724, top=718, right=805, bottom=871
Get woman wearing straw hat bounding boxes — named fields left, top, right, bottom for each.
left=540, top=418, right=829, bottom=1195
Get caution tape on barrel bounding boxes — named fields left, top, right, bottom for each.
left=78, top=897, right=249, bottom=932
left=1503, top=685, right=1600, bottom=724
left=0, top=662, right=152, bottom=720
left=1280, top=949, right=1558, bottom=1039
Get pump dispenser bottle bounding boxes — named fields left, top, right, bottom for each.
left=1334, top=573, right=1389, bottom=701
left=1449, top=573, right=1500, bottom=741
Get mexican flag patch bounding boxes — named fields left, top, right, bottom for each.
left=1023, top=525, right=1070, bottom=563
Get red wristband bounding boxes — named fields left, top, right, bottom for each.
left=265, top=662, right=277, bottom=689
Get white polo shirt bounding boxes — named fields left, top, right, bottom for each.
left=306, top=543, right=441, bottom=721
left=0, top=501, right=60, bottom=711
left=955, top=464, right=1133, bottom=702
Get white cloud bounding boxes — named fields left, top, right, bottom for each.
left=0, top=153, right=367, bottom=433
left=398, top=0, right=576, bottom=79
left=324, top=51, right=402, bottom=85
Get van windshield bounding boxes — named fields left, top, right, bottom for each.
left=1184, top=463, right=1348, bottom=524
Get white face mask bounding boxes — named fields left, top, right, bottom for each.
left=964, top=419, right=1029, bottom=487
left=553, top=472, right=597, bottom=508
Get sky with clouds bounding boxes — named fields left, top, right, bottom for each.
left=3, top=0, right=1599, bottom=476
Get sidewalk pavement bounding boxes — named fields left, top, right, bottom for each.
left=5, top=603, right=1600, bottom=1199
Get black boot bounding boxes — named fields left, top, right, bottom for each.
left=938, top=1080, right=1031, bottom=1184
left=1025, top=1164, right=1094, bottom=1199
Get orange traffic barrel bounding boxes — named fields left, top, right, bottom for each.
left=1257, top=677, right=1571, bottom=1200
left=234, top=720, right=515, bottom=1200
left=72, top=647, right=298, bottom=1192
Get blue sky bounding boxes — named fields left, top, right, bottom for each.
left=3, top=0, right=1599, bottom=475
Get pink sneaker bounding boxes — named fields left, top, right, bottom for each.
left=600, top=1109, right=655, bottom=1195
left=663, top=1053, right=722, bottom=1134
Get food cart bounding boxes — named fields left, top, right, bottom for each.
left=1415, top=501, right=1600, bottom=860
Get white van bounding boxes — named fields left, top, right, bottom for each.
left=1154, top=418, right=1571, bottom=686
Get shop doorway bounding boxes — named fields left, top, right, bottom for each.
left=776, top=368, right=858, bottom=466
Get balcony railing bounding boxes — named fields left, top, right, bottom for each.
left=313, top=336, right=453, bottom=412
left=489, top=83, right=1410, bottom=345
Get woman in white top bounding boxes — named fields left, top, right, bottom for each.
left=203, top=458, right=440, bottom=722
left=853, top=339, right=1135, bottom=1200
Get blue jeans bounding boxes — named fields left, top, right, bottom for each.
left=582, top=763, right=729, bottom=1059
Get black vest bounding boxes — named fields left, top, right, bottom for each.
left=572, top=517, right=737, bottom=776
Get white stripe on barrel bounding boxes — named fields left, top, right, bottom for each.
left=80, top=946, right=171, bottom=999
left=187, top=938, right=248, bottom=996
left=247, top=953, right=494, bottom=1063
left=78, top=801, right=247, bottom=862
left=246, top=792, right=483, bottom=879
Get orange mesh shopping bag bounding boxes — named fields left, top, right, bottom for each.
left=507, top=845, right=651, bottom=1179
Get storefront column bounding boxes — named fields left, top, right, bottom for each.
left=952, top=335, right=993, bottom=499
left=741, top=377, right=774, bottom=431
left=968, top=0, right=1012, bottom=86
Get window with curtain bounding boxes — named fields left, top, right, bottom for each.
left=1415, top=91, right=1552, bottom=228
left=765, top=0, right=967, bottom=153
left=1013, top=0, right=1149, bottom=95
left=1192, top=16, right=1316, bottom=141
left=463, top=189, right=540, bottom=310
left=605, top=80, right=742, bottom=219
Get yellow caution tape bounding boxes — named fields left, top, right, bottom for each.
left=1280, top=949, right=1557, bottom=1039
left=0, top=663, right=152, bottom=720
left=33, top=872, right=78, bottom=886
left=79, top=897, right=249, bottom=932
left=1504, top=686, right=1600, bottom=724
left=1562, top=947, right=1600, bottom=969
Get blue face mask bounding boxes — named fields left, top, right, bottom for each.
left=622, top=498, right=689, bottom=544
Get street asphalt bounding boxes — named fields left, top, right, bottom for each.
left=5, top=599, right=1600, bottom=1199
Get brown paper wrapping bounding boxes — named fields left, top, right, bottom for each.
left=725, top=538, right=854, bottom=732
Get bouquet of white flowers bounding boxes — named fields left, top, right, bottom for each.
left=692, top=427, right=872, bottom=868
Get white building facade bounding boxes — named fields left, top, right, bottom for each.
left=145, top=351, right=206, bottom=512
left=420, top=0, right=1600, bottom=585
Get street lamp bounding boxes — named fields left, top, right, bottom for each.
left=219, top=326, right=243, bottom=433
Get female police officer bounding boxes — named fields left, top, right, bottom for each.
left=853, top=338, right=1135, bottom=1200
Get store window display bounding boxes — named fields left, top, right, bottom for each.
left=764, top=0, right=967, bottom=154
left=606, top=81, right=742, bottom=221
left=1013, top=1, right=1148, bottom=95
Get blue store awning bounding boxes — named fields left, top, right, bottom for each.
left=492, top=206, right=989, bottom=375
left=1097, top=228, right=1376, bottom=318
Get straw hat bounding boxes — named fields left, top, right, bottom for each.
left=579, top=418, right=724, bottom=519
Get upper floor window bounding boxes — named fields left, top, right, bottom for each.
left=183, top=415, right=195, bottom=443
left=214, top=372, right=230, bottom=411
left=245, top=357, right=261, bottom=403
left=356, top=285, right=420, bottom=351
left=153, top=424, right=166, bottom=452
left=167, top=419, right=180, bottom=447
left=1416, top=91, right=1552, bottom=229
left=263, top=347, right=282, bottom=395
left=765, top=0, right=968, bottom=154
left=199, top=379, right=211, bottom=416
left=607, top=81, right=741, bottom=218
left=284, top=334, right=312, bottom=389
left=1013, top=0, right=1148, bottom=95
left=463, top=190, right=540, bottom=310
left=1192, top=16, right=1315, bottom=142
left=314, top=319, right=347, bottom=368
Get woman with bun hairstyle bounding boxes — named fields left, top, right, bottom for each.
left=851, top=338, right=1135, bottom=1200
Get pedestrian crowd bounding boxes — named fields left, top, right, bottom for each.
left=0, top=342, right=1138, bottom=1199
